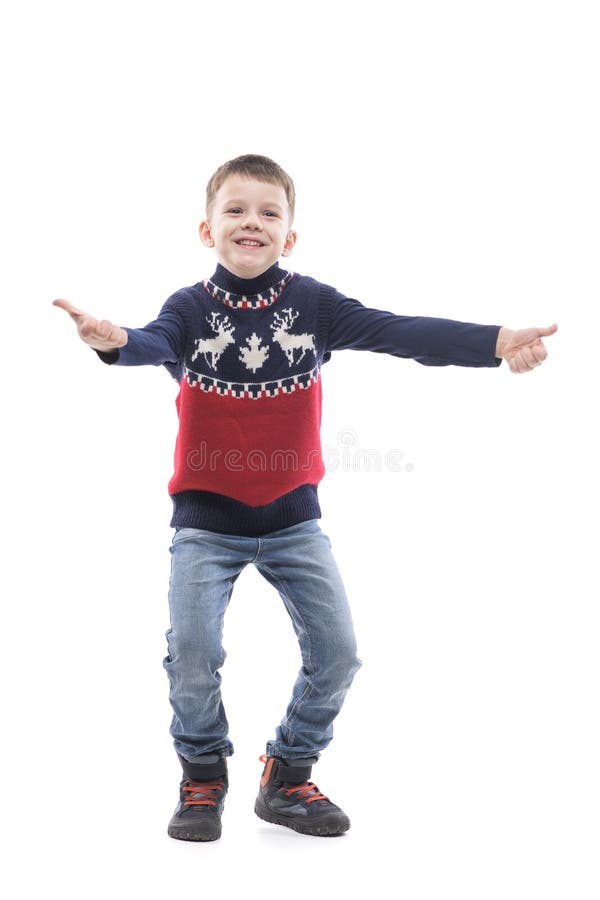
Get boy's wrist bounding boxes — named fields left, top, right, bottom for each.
left=495, top=326, right=511, bottom=360
left=94, top=347, right=121, bottom=364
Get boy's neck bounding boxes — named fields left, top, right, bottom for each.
left=209, top=261, right=289, bottom=296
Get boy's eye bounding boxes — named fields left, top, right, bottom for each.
left=225, top=207, right=279, bottom=217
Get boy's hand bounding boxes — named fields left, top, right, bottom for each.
left=495, top=323, right=558, bottom=373
left=53, top=299, right=128, bottom=351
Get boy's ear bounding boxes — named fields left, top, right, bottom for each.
left=281, top=229, right=297, bottom=257
left=199, top=220, right=215, bottom=247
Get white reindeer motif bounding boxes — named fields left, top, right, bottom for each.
left=271, top=308, right=316, bottom=367
left=191, top=312, right=236, bottom=370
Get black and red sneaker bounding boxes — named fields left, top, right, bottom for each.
left=167, top=754, right=228, bottom=842
left=254, top=755, right=350, bottom=837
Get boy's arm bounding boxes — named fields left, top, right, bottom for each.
left=53, top=297, right=185, bottom=367
left=326, top=293, right=556, bottom=371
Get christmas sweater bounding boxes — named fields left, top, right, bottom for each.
left=99, top=263, right=502, bottom=535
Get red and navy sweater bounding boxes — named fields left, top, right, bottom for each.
left=99, top=262, right=502, bottom=535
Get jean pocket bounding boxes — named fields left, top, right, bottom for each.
left=172, top=526, right=202, bottom=545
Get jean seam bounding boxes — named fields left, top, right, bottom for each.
left=213, top=575, right=237, bottom=730
left=252, top=537, right=264, bottom=564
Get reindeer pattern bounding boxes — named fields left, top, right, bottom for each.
left=188, top=305, right=316, bottom=376
left=191, top=312, right=236, bottom=370
left=270, top=308, right=316, bottom=367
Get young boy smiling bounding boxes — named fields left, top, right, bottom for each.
left=200, top=171, right=297, bottom=279
left=54, top=154, right=557, bottom=842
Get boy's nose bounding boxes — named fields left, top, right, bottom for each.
left=241, top=211, right=262, bottom=229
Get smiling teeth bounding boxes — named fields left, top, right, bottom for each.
left=238, top=240, right=262, bottom=246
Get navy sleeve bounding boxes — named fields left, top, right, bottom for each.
left=326, top=292, right=502, bottom=368
left=95, top=293, right=188, bottom=374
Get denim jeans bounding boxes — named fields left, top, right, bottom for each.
left=163, top=519, right=362, bottom=761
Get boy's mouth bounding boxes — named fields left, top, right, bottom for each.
left=235, top=239, right=264, bottom=247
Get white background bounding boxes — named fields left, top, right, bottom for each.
left=2, top=1, right=598, bottom=897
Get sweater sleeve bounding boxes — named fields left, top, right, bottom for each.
left=95, top=293, right=188, bottom=373
left=325, top=291, right=503, bottom=368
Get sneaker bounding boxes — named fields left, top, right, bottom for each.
left=254, top=754, right=350, bottom=836
left=167, top=754, right=228, bottom=842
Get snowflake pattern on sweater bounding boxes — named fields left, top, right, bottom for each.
left=167, top=269, right=327, bottom=507
left=182, top=275, right=319, bottom=402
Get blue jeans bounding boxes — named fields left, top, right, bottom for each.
left=163, top=519, right=362, bottom=761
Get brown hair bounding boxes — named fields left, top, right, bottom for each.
left=205, top=154, right=296, bottom=222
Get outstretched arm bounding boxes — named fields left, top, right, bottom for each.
left=53, top=295, right=186, bottom=371
left=53, top=299, right=128, bottom=352
left=495, top=324, right=558, bottom=374
left=326, top=292, right=558, bottom=372
left=326, top=293, right=502, bottom=367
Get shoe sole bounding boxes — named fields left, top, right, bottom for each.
left=254, top=799, right=350, bottom=837
left=167, top=825, right=221, bottom=842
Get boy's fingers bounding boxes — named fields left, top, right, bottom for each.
left=525, top=346, right=543, bottom=368
left=531, top=340, right=548, bottom=363
left=97, top=319, right=121, bottom=341
left=78, top=320, right=97, bottom=339
left=53, top=298, right=126, bottom=349
left=53, top=298, right=85, bottom=319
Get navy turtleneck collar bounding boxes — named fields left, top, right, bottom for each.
left=208, top=262, right=290, bottom=297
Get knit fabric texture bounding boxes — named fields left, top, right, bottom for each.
left=98, top=262, right=502, bottom=535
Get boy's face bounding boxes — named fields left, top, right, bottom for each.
left=199, top=175, right=297, bottom=279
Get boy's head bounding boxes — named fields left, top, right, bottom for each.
left=199, top=154, right=297, bottom=280
left=205, top=155, right=296, bottom=222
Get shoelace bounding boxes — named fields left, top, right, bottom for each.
left=258, top=754, right=329, bottom=804
left=279, top=782, right=329, bottom=804
left=182, top=779, right=225, bottom=808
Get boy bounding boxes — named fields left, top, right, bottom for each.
left=54, top=154, right=557, bottom=842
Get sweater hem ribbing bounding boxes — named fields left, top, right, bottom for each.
left=170, top=485, right=322, bottom=537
